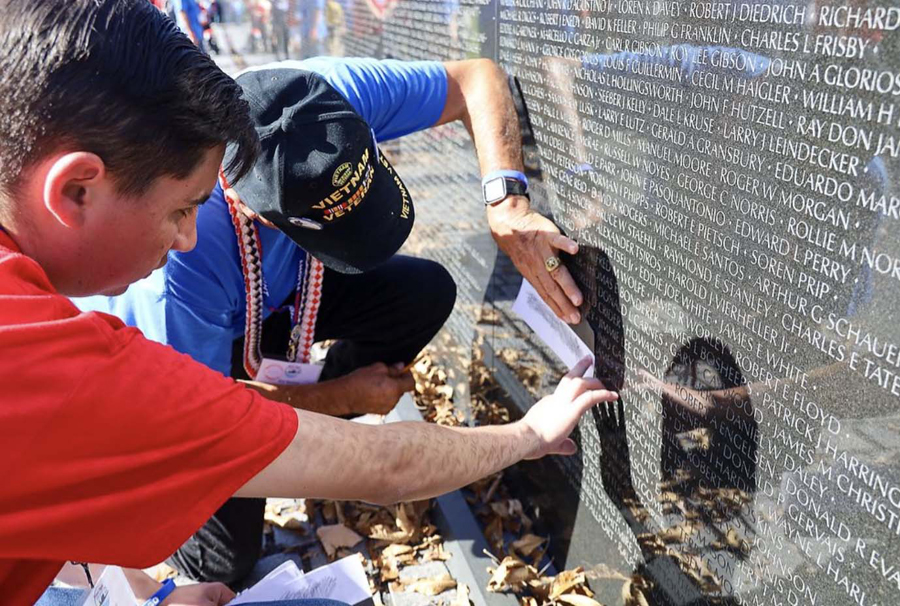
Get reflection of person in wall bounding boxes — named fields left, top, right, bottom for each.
left=580, top=244, right=757, bottom=605
left=594, top=338, right=757, bottom=605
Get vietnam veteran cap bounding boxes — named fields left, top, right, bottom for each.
left=223, top=64, right=414, bottom=273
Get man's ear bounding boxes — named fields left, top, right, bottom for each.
left=42, top=152, right=107, bottom=229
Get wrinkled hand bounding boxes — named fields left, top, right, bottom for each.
left=162, top=582, right=235, bottom=606
left=343, top=362, right=415, bottom=416
left=521, top=357, right=618, bottom=459
left=487, top=197, right=583, bottom=324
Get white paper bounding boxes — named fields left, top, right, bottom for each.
left=512, top=279, right=594, bottom=378
left=257, top=359, right=323, bottom=385
left=228, top=555, right=371, bottom=605
left=80, top=566, right=136, bottom=606
left=228, top=561, right=305, bottom=605
left=288, top=554, right=371, bottom=605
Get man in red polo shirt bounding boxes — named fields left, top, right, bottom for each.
left=0, top=1, right=617, bottom=604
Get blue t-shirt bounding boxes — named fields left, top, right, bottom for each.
left=173, top=0, right=204, bottom=41
left=74, top=57, right=448, bottom=375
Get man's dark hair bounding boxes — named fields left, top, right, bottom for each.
left=0, top=0, right=259, bottom=199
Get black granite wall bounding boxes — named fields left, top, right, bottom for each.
left=325, top=2, right=900, bottom=604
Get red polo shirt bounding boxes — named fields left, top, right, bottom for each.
left=0, top=231, right=298, bottom=604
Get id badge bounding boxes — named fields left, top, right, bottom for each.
left=79, top=566, right=136, bottom=606
left=257, top=358, right=324, bottom=385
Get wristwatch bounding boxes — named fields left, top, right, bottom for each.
left=482, top=170, right=529, bottom=206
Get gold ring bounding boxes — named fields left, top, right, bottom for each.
left=544, top=255, right=561, bottom=273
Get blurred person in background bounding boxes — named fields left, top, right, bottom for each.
left=174, top=0, right=206, bottom=50
left=324, top=0, right=345, bottom=56
left=271, top=0, right=292, bottom=59
left=298, top=0, right=325, bottom=57
left=246, top=0, right=271, bottom=54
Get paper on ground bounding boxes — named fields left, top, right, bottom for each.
left=512, top=279, right=594, bottom=378
left=228, top=555, right=370, bottom=605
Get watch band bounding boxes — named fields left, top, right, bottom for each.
left=501, top=179, right=528, bottom=197
left=482, top=170, right=529, bottom=206
left=481, top=169, right=529, bottom=188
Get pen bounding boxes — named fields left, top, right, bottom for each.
left=142, top=578, right=176, bottom=606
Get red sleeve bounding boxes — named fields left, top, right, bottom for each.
left=0, top=307, right=298, bottom=568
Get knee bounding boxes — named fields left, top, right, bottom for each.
left=218, top=552, right=260, bottom=587
left=420, top=260, right=457, bottom=325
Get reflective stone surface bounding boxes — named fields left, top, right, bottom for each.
left=328, top=1, right=900, bottom=603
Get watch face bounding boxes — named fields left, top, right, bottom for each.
left=483, top=178, right=507, bottom=204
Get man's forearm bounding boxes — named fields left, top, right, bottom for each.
left=237, top=359, right=614, bottom=504
left=442, top=59, right=525, bottom=177
left=240, top=379, right=351, bottom=415
left=236, top=409, right=538, bottom=504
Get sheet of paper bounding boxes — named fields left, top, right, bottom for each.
left=512, top=279, right=594, bottom=378
left=80, top=566, right=136, bottom=606
left=228, top=555, right=371, bottom=605
left=257, top=359, right=323, bottom=385
left=228, top=561, right=305, bottom=605
left=286, top=554, right=372, bottom=605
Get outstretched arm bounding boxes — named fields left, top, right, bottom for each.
left=438, top=59, right=584, bottom=325
left=235, top=357, right=617, bottom=504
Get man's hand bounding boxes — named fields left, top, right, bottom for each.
left=241, top=361, right=413, bottom=416
left=163, top=582, right=235, bottom=606
left=342, top=362, right=415, bottom=415
left=487, top=197, right=583, bottom=324
left=520, top=356, right=618, bottom=459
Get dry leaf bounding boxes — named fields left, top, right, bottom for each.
left=404, top=574, right=456, bottom=596
left=379, top=556, right=400, bottom=582
left=435, top=385, right=454, bottom=399
left=484, top=516, right=504, bottom=553
left=511, top=534, right=545, bottom=557
left=382, top=544, right=414, bottom=558
left=724, top=527, right=743, bottom=550
left=264, top=499, right=309, bottom=531
left=550, top=568, right=588, bottom=599
left=557, top=594, right=603, bottom=606
left=487, top=557, right=538, bottom=592
left=321, top=501, right=337, bottom=523
left=396, top=503, right=417, bottom=536
left=316, top=524, right=363, bottom=557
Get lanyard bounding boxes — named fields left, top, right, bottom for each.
left=222, top=178, right=323, bottom=378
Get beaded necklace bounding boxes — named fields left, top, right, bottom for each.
left=221, top=176, right=324, bottom=378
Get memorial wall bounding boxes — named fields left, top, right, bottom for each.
left=328, top=1, right=900, bottom=604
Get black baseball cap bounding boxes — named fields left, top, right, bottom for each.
left=222, top=66, right=414, bottom=273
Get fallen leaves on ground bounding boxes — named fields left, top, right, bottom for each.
left=264, top=498, right=310, bottom=531
left=395, top=573, right=457, bottom=596
left=511, top=534, right=545, bottom=558
left=412, top=353, right=467, bottom=427
left=316, top=524, right=363, bottom=557
left=487, top=556, right=539, bottom=592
